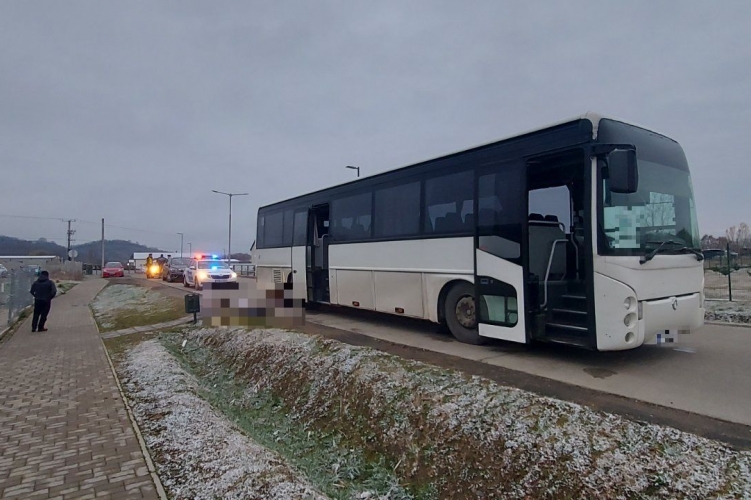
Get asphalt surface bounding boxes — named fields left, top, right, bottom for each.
left=131, top=273, right=751, bottom=450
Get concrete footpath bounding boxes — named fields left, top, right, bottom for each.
left=0, top=279, right=159, bottom=499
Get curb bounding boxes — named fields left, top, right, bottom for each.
left=101, top=316, right=196, bottom=339
left=93, top=316, right=169, bottom=500
left=705, top=320, right=751, bottom=329
left=0, top=305, right=32, bottom=344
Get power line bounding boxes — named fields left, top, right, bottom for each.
left=0, top=213, right=66, bottom=222
left=74, top=219, right=181, bottom=236
left=1, top=213, right=179, bottom=238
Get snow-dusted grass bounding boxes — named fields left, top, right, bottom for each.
left=161, top=335, right=427, bottom=500
left=120, top=339, right=329, bottom=499
left=91, top=284, right=184, bottom=331
left=55, top=280, right=79, bottom=295
left=705, top=300, right=751, bottom=325
left=171, top=326, right=751, bottom=500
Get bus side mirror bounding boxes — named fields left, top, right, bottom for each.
left=608, top=149, right=638, bottom=194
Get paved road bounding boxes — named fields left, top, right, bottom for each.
left=146, top=274, right=751, bottom=429
left=305, top=309, right=751, bottom=426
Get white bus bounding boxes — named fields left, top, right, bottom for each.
left=252, top=113, right=704, bottom=350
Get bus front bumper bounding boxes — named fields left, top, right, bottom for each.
left=640, top=292, right=704, bottom=345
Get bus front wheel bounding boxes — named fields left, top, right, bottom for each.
left=445, top=282, right=486, bottom=345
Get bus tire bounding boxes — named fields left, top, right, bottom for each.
left=445, top=282, right=486, bottom=345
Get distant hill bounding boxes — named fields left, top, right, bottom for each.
left=0, top=235, right=159, bottom=264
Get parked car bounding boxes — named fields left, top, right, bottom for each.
left=183, top=257, right=237, bottom=290
left=102, top=262, right=125, bottom=278
left=162, top=256, right=191, bottom=282
left=0, top=264, right=8, bottom=278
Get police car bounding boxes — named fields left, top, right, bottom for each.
left=183, top=255, right=237, bottom=290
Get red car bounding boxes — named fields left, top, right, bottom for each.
left=102, top=262, right=125, bottom=278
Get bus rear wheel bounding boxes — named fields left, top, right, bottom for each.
left=445, top=282, right=486, bottom=345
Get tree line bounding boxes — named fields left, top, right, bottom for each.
left=701, top=222, right=750, bottom=253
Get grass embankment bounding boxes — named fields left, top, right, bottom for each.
left=91, top=283, right=185, bottom=332
left=157, top=327, right=751, bottom=500
left=161, top=332, right=421, bottom=500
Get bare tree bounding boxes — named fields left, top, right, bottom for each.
left=738, top=222, right=750, bottom=248
left=725, top=223, right=751, bottom=252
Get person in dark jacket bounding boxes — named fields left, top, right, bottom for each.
left=29, top=270, right=57, bottom=332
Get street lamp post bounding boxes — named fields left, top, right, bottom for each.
left=188, top=242, right=192, bottom=256
left=212, top=190, right=249, bottom=262
left=345, top=165, right=360, bottom=177
left=177, top=232, right=184, bottom=258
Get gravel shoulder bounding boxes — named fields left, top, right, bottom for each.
left=705, top=300, right=751, bottom=324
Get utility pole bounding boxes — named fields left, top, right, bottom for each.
left=178, top=232, right=184, bottom=257
left=101, top=218, right=105, bottom=272
left=66, top=219, right=76, bottom=261
left=188, top=242, right=192, bottom=256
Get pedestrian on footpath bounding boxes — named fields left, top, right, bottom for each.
left=29, top=270, right=57, bottom=332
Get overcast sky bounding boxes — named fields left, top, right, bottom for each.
left=1, top=1, right=750, bottom=253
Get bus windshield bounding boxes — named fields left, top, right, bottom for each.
left=599, top=159, right=700, bottom=255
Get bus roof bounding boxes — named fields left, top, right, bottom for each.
left=259, top=112, right=668, bottom=212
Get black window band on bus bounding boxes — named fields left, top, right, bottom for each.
left=282, top=209, right=294, bottom=246
left=292, top=210, right=307, bottom=246
left=374, top=181, right=420, bottom=238
left=263, top=211, right=284, bottom=247
left=424, top=169, right=474, bottom=234
left=331, top=192, right=372, bottom=242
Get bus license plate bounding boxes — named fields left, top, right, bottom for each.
left=656, top=330, right=677, bottom=344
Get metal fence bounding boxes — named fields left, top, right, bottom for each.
left=0, top=268, right=36, bottom=332
left=704, top=253, right=751, bottom=301
left=231, top=263, right=256, bottom=277
left=46, top=260, right=83, bottom=280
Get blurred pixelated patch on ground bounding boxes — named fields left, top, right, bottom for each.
left=201, top=280, right=304, bottom=328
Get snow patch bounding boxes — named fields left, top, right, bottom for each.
left=184, top=326, right=751, bottom=499
left=120, top=340, right=329, bottom=499
left=91, top=284, right=175, bottom=329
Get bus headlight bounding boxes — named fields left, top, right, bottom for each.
left=624, top=313, right=637, bottom=328
left=624, top=297, right=637, bottom=311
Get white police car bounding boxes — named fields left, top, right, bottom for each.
left=183, top=255, right=237, bottom=290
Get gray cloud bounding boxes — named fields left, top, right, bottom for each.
left=1, top=1, right=750, bottom=252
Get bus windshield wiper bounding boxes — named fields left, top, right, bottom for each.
left=675, top=246, right=704, bottom=261
left=640, top=240, right=703, bottom=264
left=641, top=240, right=676, bottom=264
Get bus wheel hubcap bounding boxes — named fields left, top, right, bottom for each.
left=456, top=296, right=476, bottom=328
